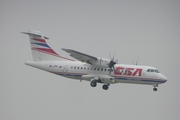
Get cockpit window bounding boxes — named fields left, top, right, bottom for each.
left=147, top=69, right=160, bottom=73
left=154, top=69, right=159, bottom=73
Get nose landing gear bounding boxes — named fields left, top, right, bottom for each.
left=153, top=84, right=158, bottom=91
left=153, top=87, right=157, bottom=91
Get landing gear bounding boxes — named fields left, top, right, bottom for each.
left=102, top=84, right=109, bottom=90
left=90, top=81, right=97, bottom=87
left=153, top=84, right=158, bottom=91
left=153, top=87, right=157, bottom=91
left=90, top=81, right=109, bottom=90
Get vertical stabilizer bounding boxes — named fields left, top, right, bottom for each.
left=22, top=30, right=74, bottom=61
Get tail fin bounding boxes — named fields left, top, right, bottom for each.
left=22, top=30, right=74, bottom=61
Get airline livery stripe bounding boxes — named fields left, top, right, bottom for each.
left=31, top=43, right=50, bottom=48
left=32, top=48, right=59, bottom=55
left=51, top=72, right=167, bottom=83
left=32, top=38, right=46, bottom=43
left=32, top=48, right=75, bottom=61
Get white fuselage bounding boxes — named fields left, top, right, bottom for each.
left=25, top=61, right=167, bottom=86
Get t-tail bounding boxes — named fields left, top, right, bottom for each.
left=22, top=30, right=74, bottom=61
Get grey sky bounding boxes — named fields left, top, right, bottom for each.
left=0, top=0, right=180, bottom=120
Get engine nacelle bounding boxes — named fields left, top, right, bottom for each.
left=91, top=58, right=111, bottom=67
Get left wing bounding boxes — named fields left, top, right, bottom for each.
left=62, top=48, right=115, bottom=70
left=61, top=48, right=98, bottom=64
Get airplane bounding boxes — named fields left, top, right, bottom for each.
left=22, top=30, right=167, bottom=91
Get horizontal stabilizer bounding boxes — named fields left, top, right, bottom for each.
left=21, top=31, right=49, bottom=39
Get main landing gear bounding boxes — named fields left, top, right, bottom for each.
left=90, top=81, right=97, bottom=87
left=153, top=87, right=157, bottom=91
left=102, top=84, right=109, bottom=90
left=90, top=81, right=109, bottom=90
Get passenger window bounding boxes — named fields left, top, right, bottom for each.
left=94, top=68, right=96, bottom=70
left=104, top=69, right=107, bottom=71
left=77, top=67, right=79, bottom=69
left=84, top=67, right=86, bottom=70
left=97, top=68, right=100, bottom=71
left=147, top=69, right=150, bottom=72
left=91, top=67, right=93, bottom=70
left=81, top=67, right=83, bottom=70
left=74, top=66, right=76, bottom=69
left=101, top=68, right=103, bottom=71
left=87, top=67, right=89, bottom=70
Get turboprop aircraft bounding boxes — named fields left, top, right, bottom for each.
left=22, top=30, right=167, bottom=91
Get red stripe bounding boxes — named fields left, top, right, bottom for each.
left=32, top=48, right=75, bottom=61
left=32, top=38, right=46, bottom=43
left=33, top=48, right=58, bottom=55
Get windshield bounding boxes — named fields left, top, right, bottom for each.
left=147, top=69, right=160, bottom=73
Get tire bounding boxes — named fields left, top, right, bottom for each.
left=153, top=88, right=157, bottom=91
left=102, top=85, right=109, bottom=90
left=90, top=82, right=97, bottom=87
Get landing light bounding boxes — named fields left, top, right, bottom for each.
left=112, top=80, right=115, bottom=83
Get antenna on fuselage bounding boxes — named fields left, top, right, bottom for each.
left=132, top=57, right=139, bottom=65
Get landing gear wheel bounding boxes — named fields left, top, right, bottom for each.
left=153, top=87, right=157, bottom=91
left=90, top=82, right=97, bottom=87
left=102, top=85, right=109, bottom=90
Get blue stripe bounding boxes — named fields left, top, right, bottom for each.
left=31, top=43, right=50, bottom=48
left=115, top=77, right=165, bottom=83
left=55, top=73, right=82, bottom=77
left=141, top=80, right=165, bottom=83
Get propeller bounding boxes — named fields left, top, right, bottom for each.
left=108, top=52, right=118, bottom=74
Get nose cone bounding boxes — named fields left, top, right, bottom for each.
left=159, top=74, right=168, bottom=83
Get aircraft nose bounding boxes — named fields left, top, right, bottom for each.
left=159, top=74, right=167, bottom=83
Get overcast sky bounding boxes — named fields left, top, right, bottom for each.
left=1, top=0, right=180, bottom=120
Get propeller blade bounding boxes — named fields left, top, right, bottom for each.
left=112, top=51, right=116, bottom=61
left=109, top=66, right=116, bottom=74
left=113, top=66, right=115, bottom=72
left=109, top=68, right=113, bottom=74
left=109, top=53, right=112, bottom=60
left=108, top=51, right=117, bottom=74
left=115, top=59, right=118, bottom=64
left=132, top=59, right=134, bottom=65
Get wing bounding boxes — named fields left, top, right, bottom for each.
left=62, top=48, right=98, bottom=64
